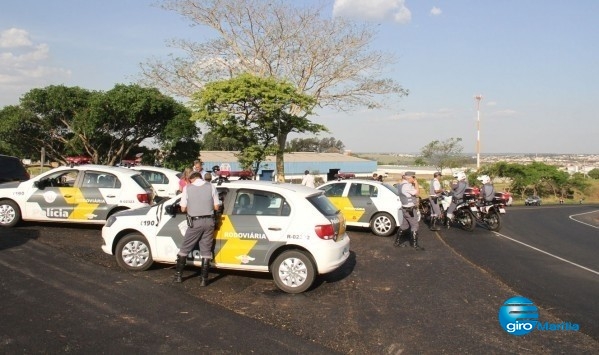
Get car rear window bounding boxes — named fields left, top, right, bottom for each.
left=132, top=174, right=153, bottom=189
left=307, top=193, right=340, bottom=217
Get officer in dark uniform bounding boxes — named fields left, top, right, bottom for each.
left=394, top=171, right=424, bottom=250
left=174, top=171, right=220, bottom=286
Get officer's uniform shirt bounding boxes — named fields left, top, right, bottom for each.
left=399, top=179, right=417, bottom=207
left=180, top=179, right=219, bottom=213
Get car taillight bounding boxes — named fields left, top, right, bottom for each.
left=137, top=193, right=151, bottom=204
left=315, top=224, right=335, bottom=240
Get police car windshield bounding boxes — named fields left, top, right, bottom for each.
left=132, top=174, right=152, bottom=189
left=307, top=193, right=339, bottom=217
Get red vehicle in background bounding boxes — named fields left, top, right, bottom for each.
left=66, top=155, right=92, bottom=166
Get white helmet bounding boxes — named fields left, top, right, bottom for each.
left=453, top=171, right=466, bottom=181
left=477, top=175, right=491, bottom=184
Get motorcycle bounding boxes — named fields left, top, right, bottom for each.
left=470, top=193, right=507, bottom=232
left=420, top=192, right=476, bottom=232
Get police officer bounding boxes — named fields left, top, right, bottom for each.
left=477, top=175, right=495, bottom=203
left=394, top=171, right=424, bottom=250
left=174, top=171, right=220, bottom=286
left=446, top=171, right=468, bottom=225
left=429, top=172, right=443, bottom=231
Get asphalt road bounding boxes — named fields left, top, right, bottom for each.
left=1, top=206, right=598, bottom=354
left=439, top=204, right=599, bottom=339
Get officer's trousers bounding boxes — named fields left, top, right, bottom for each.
left=399, top=206, right=419, bottom=233
left=178, top=218, right=215, bottom=259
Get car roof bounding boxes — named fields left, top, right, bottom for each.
left=319, top=179, right=384, bottom=185
left=129, top=166, right=180, bottom=175
left=46, top=164, right=142, bottom=177
left=216, top=180, right=322, bottom=197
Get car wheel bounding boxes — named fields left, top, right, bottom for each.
left=271, top=250, right=315, bottom=294
left=370, top=212, right=396, bottom=237
left=0, top=200, right=21, bottom=228
left=115, top=233, right=153, bottom=271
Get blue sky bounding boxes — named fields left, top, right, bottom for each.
left=1, top=0, right=598, bottom=154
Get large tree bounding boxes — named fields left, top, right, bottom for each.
left=0, top=84, right=199, bottom=166
left=191, top=73, right=323, bottom=180
left=141, top=0, right=408, bottom=111
left=419, top=137, right=467, bottom=172
left=286, top=137, right=345, bottom=153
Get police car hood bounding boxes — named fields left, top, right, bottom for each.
left=0, top=181, right=22, bottom=189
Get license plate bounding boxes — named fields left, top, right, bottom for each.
left=499, top=208, right=506, bottom=214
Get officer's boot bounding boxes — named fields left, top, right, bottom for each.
left=394, top=229, right=405, bottom=247
left=410, top=231, right=425, bottom=251
left=429, top=217, right=441, bottom=231
left=199, top=258, right=210, bottom=287
left=174, top=255, right=186, bottom=283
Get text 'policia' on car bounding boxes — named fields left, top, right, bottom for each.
left=101, top=180, right=350, bottom=293
left=0, top=165, right=155, bottom=227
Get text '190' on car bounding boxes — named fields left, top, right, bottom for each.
left=0, top=165, right=156, bottom=228
left=101, top=180, right=350, bottom=294
left=317, top=179, right=403, bottom=237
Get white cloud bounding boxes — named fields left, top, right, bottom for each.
left=0, top=28, right=71, bottom=105
left=0, top=28, right=32, bottom=48
left=430, top=7, right=442, bottom=16
left=333, top=0, right=412, bottom=24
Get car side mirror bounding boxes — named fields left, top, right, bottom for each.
left=34, top=179, right=46, bottom=189
left=165, top=203, right=181, bottom=217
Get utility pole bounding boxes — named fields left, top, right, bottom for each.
left=475, top=95, right=483, bottom=169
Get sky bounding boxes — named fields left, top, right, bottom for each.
left=1, top=0, right=598, bottom=155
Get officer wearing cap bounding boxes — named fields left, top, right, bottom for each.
left=429, top=172, right=443, bottom=231
left=394, top=171, right=424, bottom=250
left=174, top=171, right=220, bottom=286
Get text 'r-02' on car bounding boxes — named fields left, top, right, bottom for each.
left=101, top=181, right=350, bottom=294
left=317, top=179, right=403, bottom=237
left=0, top=165, right=156, bottom=228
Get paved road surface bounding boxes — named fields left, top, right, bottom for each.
left=1, top=206, right=598, bottom=353
left=0, top=232, right=337, bottom=354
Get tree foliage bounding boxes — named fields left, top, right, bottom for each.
left=191, top=73, right=324, bottom=180
left=419, top=137, right=466, bottom=172
left=286, top=137, right=345, bottom=153
left=0, top=84, right=199, bottom=167
left=142, top=0, right=408, bottom=111
left=479, top=162, right=591, bottom=199
left=588, top=168, right=599, bottom=179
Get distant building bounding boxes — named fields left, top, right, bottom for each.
left=198, top=151, right=377, bottom=181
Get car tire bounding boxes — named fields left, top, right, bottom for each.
left=0, top=200, right=21, bottom=228
left=115, top=233, right=153, bottom=271
left=370, top=212, right=396, bottom=237
left=271, top=250, right=315, bottom=294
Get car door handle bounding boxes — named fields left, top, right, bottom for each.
left=268, top=227, right=282, bottom=231
left=64, top=195, right=72, bottom=198
left=106, top=195, right=116, bottom=198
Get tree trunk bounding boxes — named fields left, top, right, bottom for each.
left=276, top=134, right=286, bottom=182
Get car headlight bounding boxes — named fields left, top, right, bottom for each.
left=105, top=215, right=117, bottom=228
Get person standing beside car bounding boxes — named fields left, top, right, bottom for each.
left=177, top=167, right=192, bottom=194
left=301, top=170, right=315, bottom=188
left=428, top=172, right=443, bottom=231
left=174, top=171, right=220, bottom=286
left=394, top=171, right=424, bottom=250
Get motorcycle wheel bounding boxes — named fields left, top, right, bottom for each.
left=419, top=200, right=431, bottom=223
left=484, top=209, right=502, bottom=232
left=457, top=208, right=476, bottom=232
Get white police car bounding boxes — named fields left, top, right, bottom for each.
left=101, top=181, right=350, bottom=293
left=318, top=179, right=402, bottom=237
left=0, top=165, right=155, bottom=227
left=130, top=166, right=182, bottom=199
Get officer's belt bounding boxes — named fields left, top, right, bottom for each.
left=189, top=215, right=212, bottom=220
